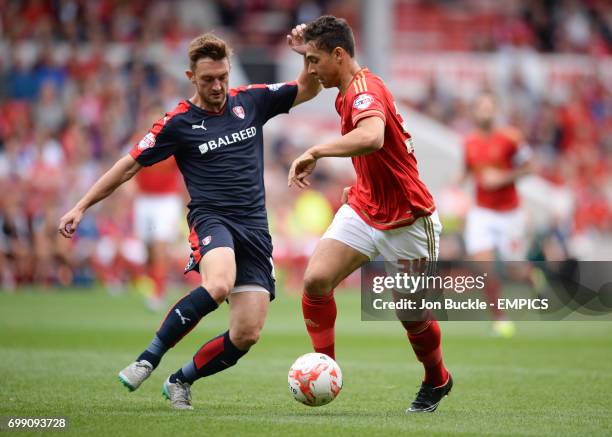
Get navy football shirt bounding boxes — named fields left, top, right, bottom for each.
left=130, top=82, right=298, bottom=228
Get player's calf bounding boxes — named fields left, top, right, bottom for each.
left=155, top=285, right=219, bottom=349
left=164, top=330, right=248, bottom=409
left=126, top=285, right=219, bottom=378
left=302, top=290, right=337, bottom=360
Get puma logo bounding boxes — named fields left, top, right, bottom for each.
left=175, top=309, right=191, bottom=325
left=192, top=120, right=207, bottom=130
left=304, top=319, right=319, bottom=328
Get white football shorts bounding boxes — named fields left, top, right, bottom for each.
left=322, top=204, right=442, bottom=261
left=134, top=194, right=182, bottom=243
left=464, top=205, right=527, bottom=261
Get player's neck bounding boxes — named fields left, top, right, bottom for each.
left=477, top=125, right=494, bottom=136
left=189, top=93, right=227, bottom=113
left=338, top=61, right=363, bottom=95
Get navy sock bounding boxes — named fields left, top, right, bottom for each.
left=136, top=286, right=218, bottom=368
left=170, top=331, right=247, bottom=385
left=156, top=286, right=218, bottom=348
left=136, top=335, right=167, bottom=368
left=169, top=369, right=187, bottom=384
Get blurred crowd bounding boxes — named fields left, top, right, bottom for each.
left=395, top=0, right=612, bottom=54
left=0, top=0, right=610, bottom=292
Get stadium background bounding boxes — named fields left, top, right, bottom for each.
left=0, top=1, right=611, bottom=436
left=1, top=0, right=610, bottom=291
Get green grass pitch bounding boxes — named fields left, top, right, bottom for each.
left=1, top=287, right=611, bottom=436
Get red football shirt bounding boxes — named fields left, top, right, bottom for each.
left=464, top=128, right=522, bottom=211
left=335, top=68, right=435, bottom=230
left=134, top=156, right=181, bottom=194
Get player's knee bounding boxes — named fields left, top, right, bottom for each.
left=230, top=326, right=261, bottom=350
left=202, top=279, right=233, bottom=303
left=303, top=271, right=333, bottom=297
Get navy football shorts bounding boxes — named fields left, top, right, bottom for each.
left=184, top=213, right=276, bottom=300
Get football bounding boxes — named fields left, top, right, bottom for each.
left=288, top=353, right=343, bottom=406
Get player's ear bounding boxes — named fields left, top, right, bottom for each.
left=185, top=69, right=194, bottom=83
left=333, top=47, right=343, bottom=63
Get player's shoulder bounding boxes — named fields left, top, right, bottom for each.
left=161, top=100, right=191, bottom=126
left=464, top=131, right=481, bottom=145
left=230, top=82, right=296, bottom=97
left=349, top=68, right=386, bottom=97
left=363, top=68, right=386, bottom=86
left=497, top=126, right=523, bottom=144
left=229, top=83, right=268, bottom=97
left=345, top=70, right=391, bottom=116
left=147, top=100, right=191, bottom=137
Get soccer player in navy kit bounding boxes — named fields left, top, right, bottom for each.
left=58, top=27, right=320, bottom=410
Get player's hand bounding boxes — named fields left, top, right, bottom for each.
left=288, top=151, right=317, bottom=188
left=58, top=207, right=84, bottom=239
left=479, top=167, right=509, bottom=190
left=287, top=23, right=308, bottom=55
left=341, top=186, right=351, bottom=204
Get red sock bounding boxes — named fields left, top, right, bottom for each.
left=302, top=291, right=336, bottom=360
left=405, top=320, right=448, bottom=387
left=150, top=262, right=167, bottom=299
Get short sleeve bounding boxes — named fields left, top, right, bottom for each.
left=463, top=140, right=471, bottom=170
left=129, top=116, right=179, bottom=167
left=233, top=82, right=298, bottom=123
left=350, top=91, right=386, bottom=126
left=512, top=142, right=533, bottom=166
left=503, top=127, right=532, bottom=167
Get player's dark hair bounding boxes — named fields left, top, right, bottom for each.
left=188, top=33, right=232, bottom=71
left=304, top=15, right=355, bottom=58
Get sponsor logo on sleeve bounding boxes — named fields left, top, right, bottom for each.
left=138, top=132, right=156, bottom=150
left=202, top=236, right=212, bottom=246
left=267, top=82, right=285, bottom=91
left=353, top=93, right=375, bottom=110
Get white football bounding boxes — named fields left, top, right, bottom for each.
left=288, top=353, right=343, bottom=406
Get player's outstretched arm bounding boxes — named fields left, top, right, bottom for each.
left=287, top=24, right=321, bottom=107
left=58, top=154, right=142, bottom=238
left=288, top=117, right=384, bottom=188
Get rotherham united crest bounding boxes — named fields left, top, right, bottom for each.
left=232, top=106, right=245, bottom=119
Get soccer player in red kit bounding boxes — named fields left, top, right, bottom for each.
left=133, top=148, right=183, bottom=311
left=288, top=16, right=452, bottom=413
left=462, top=92, right=534, bottom=337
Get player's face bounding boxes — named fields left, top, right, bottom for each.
left=474, top=94, right=496, bottom=129
left=305, top=43, right=341, bottom=88
left=189, top=58, right=230, bottom=108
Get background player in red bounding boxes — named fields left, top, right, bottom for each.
left=288, top=16, right=452, bottom=413
left=462, top=91, right=534, bottom=337
left=131, top=107, right=184, bottom=311
left=59, top=28, right=320, bottom=410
